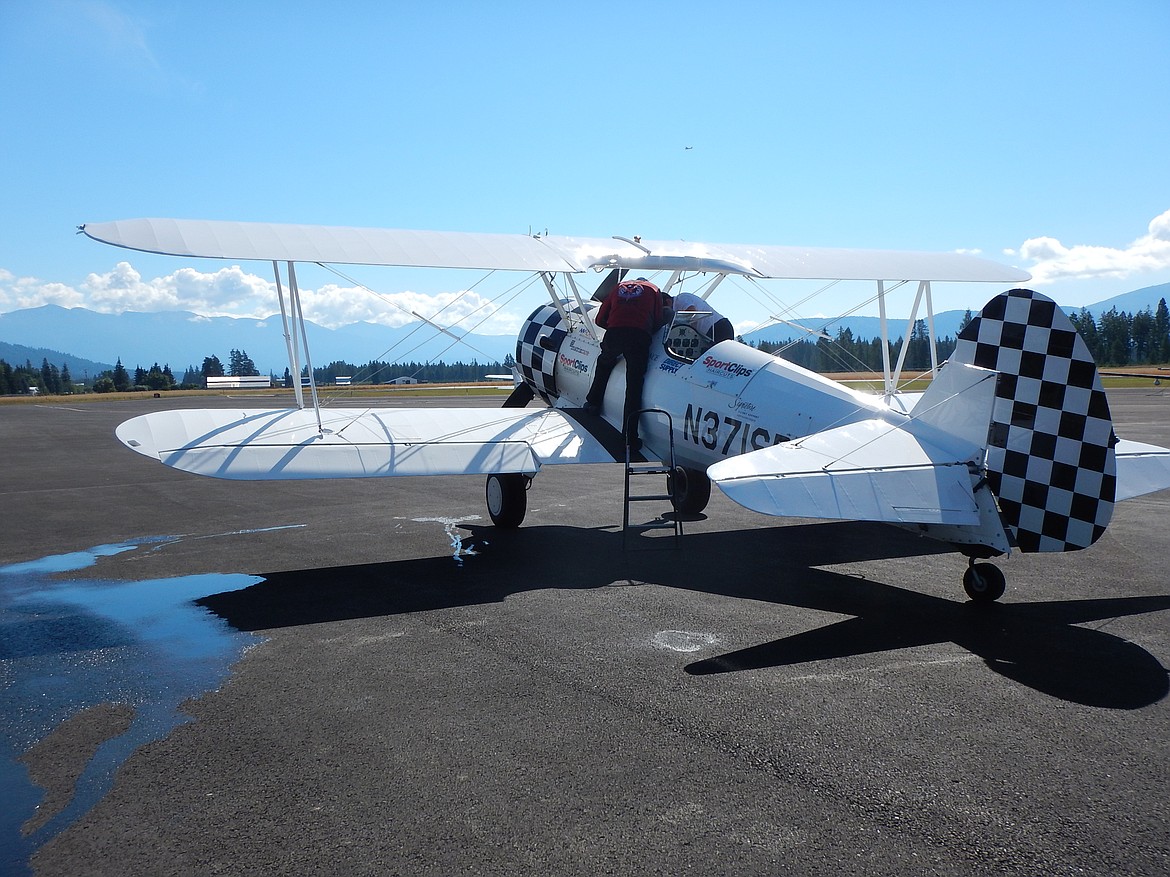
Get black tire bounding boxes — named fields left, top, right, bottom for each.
left=963, top=562, right=1006, bottom=603
left=486, top=473, right=528, bottom=528
left=668, top=466, right=712, bottom=515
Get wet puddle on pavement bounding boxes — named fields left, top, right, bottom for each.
left=0, top=537, right=268, bottom=875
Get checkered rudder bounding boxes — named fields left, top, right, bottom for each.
left=951, top=289, right=1116, bottom=552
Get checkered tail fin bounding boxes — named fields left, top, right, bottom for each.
left=950, top=289, right=1116, bottom=553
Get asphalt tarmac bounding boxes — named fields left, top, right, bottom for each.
left=2, top=389, right=1169, bottom=876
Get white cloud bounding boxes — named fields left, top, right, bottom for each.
left=0, top=261, right=525, bottom=334
left=1018, top=209, right=1170, bottom=285
left=0, top=270, right=86, bottom=310
left=302, top=283, right=522, bottom=334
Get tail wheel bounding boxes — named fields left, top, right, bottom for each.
left=668, top=466, right=712, bottom=515
left=486, top=473, right=528, bottom=528
left=963, top=562, right=1006, bottom=603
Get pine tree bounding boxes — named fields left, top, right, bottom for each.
left=144, top=363, right=173, bottom=390
left=202, top=355, right=225, bottom=377
left=1068, top=309, right=1099, bottom=360
left=227, top=349, right=259, bottom=376
left=907, top=319, right=931, bottom=371
left=113, top=358, right=131, bottom=392
left=41, top=358, right=66, bottom=394
left=1132, top=308, right=1155, bottom=364
left=1097, top=308, right=1132, bottom=366
left=1154, top=299, right=1170, bottom=363
left=958, top=309, right=975, bottom=335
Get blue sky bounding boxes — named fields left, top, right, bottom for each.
left=2, top=0, right=1168, bottom=338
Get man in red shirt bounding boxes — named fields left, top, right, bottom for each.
left=584, top=278, right=664, bottom=450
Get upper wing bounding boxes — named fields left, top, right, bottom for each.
left=116, top=407, right=617, bottom=480
left=81, top=219, right=1030, bottom=282
left=690, top=241, right=1029, bottom=282
left=81, top=219, right=587, bottom=273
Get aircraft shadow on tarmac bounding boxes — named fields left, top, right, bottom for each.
left=198, top=521, right=1170, bottom=710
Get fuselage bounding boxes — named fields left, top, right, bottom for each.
left=518, top=300, right=908, bottom=470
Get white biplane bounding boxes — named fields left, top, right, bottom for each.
left=81, top=219, right=1170, bottom=602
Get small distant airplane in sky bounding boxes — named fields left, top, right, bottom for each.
left=81, top=218, right=1170, bottom=602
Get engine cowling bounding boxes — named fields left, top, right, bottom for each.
left=514, top=300, right=596, bottom=404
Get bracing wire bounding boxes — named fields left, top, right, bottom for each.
left=309, top=263, right=540, bottom=394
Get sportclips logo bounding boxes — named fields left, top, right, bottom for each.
left=558, top=353, right=590, bottom=374
left=701, top=355, right=753, bottom=378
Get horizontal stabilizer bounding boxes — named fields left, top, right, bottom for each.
left=707, top=419, right=982, bottom=525
left=115, top=407, right=617, bottom=480
left=1115, top=439, right=1170, bottom=501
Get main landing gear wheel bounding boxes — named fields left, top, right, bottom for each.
left=963, top=561, right=1006, bottom=603
left=486, top=473, right=528, bottom=528
left=668, top=466, right=712, bottom=515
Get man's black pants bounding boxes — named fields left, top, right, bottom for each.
left=585, top=327, right=651, bottom=438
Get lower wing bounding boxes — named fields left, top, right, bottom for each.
left=116, top=407, right=616, bottom=480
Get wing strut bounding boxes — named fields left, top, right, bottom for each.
left=562, top=273, right=599, bottom=341
left=272, top=260, right=304, bottom=409
left=874, top=279, right=938, bottom=400
left=288, top=263, right=324, bottom=432
left=887, top=280, right=939, bottom=394
left=271, top=261, right=325, bottom=432
left=701, top=273, right=729, bottom=300
left=541, top=271, right=599, bottom=342
left=925, top=281, right=939, bottom=376
left=877, top=280, right=894, bottom=396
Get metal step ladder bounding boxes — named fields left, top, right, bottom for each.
left=622, top=408, right=682, bottom=549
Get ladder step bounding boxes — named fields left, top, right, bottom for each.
left=622, top=407, right=682, bottom=549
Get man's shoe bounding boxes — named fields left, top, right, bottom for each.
left=583, top=403, right=600, bottom=416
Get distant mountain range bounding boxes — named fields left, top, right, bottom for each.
left=2, top=282, right=1166, bottom=374
left=1071, top=281, right=1170, bottom=317
left=0, top=340, right=114, bottom=378
left=0, top=305, right=517, bottom=375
